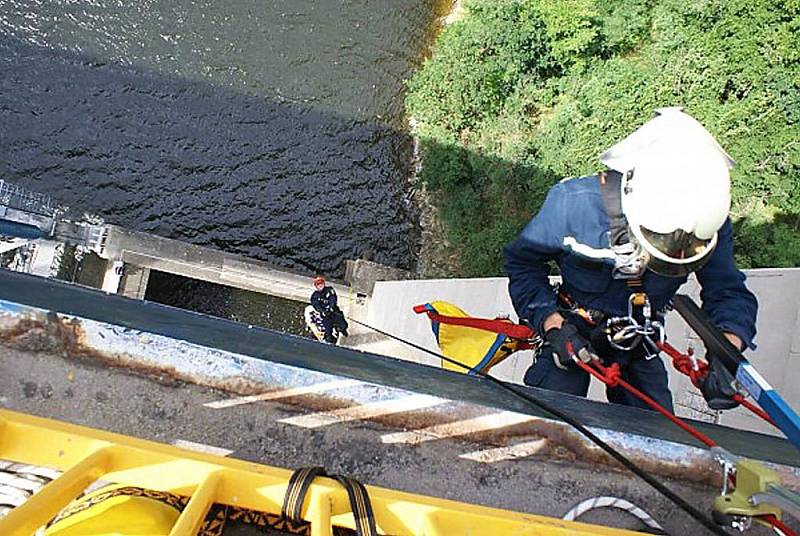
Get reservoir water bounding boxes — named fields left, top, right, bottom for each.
left=0, top=0, right=449, bottom=330
left=0, top=0, right=450, bottom=274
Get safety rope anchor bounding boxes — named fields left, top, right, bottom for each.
left=711, top=458, right=784, bottom=531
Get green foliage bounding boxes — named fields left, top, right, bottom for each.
left=407, top=0, right=800, bottom=276
left=594, top=0, right=653, bottom=56
left=734, top=206, right=800, bottom=268
left=533, top=0, right=600, bottom=67
left=406, top=0, right=557, bottom=134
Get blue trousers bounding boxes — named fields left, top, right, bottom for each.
left=523, top=344, right=674, bottom=413
left=321, top=316, right=337, bottom=343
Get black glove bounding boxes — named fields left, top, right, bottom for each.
left=545, top=321, right=599, bottom=370
left=698, top=355, right=740, bottom=410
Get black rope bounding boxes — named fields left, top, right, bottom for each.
left=347, top=316, right=729, bottom=536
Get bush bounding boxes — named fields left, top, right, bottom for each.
left=734, top=207, right=800, bottom=268
left=406, top=0, right=558, bottom=134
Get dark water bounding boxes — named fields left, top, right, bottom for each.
left=0, top=0, right=449, bottom=278
left=145, top=271, right=310, bottom=337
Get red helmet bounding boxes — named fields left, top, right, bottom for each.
left=313, top=276, right=325, bottom=287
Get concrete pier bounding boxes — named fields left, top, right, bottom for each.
left=100, top=225, right=362, bottom=305
left=93, top=224, right=376, bottom=344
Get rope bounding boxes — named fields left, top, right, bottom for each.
left=569, top=347, right=797, bottom=536
left=657, top=341, right=708, bottom=388
left=571, top=355, right=718, bottom=448
left=732, top=394, right=777, bottom=426
left=347, top=316, right=730, bottom=536
left=413, top=307, right=537, bottom=341
left=562, top=495, right=666, bottom=534
left=761, top=513, right=798, bottom=536
left=658, top=342, right=778, bottom=429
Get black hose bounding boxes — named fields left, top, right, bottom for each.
left=348, top=317, right=729, bottom=536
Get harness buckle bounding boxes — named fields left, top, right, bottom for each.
left=604, top=293, right=664, bottom=358
left=557, top=287, right=665, bottom=358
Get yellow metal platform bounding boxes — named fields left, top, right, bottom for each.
left=0, top=409, right=644, bottom=535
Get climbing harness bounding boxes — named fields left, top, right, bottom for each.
left=603, top=291, right=664, bottom=357
left=558, top=284, right=665, bottom=359
left=599, top=170, right=650, bottom=280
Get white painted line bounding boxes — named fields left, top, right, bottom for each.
left=381, top=411, right=539, bottom=445
left=204, top=379, right=362, bottom=409
left=459, top=439, right=548, bottom=463
left=171, top=439, right=234, bottom=457
left=0, top=492, right=26, bottom=507
left=0, top=472, right=43, bottom=492
left=278, top=394, right=446, bottom=429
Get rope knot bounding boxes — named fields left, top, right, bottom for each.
left=604, top=363, right=622, bottom=387
left=658, top=342, right=709, bottom=388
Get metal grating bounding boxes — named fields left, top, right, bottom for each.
left=0, top=180, right=59, bottom=217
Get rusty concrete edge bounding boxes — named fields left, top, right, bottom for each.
left=0, top=297, right=798, bottom=489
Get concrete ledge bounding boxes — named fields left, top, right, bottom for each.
left=101, top=225, right=358, bottom=306
left=0, top=269, right=798, bottom=478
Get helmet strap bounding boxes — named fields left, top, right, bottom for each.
left=600, top=170, right=650, bottom=279
left=599, top=170, right=629, bottom=247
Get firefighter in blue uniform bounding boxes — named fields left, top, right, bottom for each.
left=503, top=108, right=758, bottom=412
left=311, top=276, right=349, bottom=344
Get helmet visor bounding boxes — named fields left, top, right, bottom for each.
left=639, top=227, right=715, bottom=277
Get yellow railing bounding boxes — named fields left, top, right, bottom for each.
left=0, top=409, right=644, bottom=535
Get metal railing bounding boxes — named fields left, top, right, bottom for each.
left=0, top=180, right=60, bottom=217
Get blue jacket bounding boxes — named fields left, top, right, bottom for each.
left=503, top=175, right=758, bottom=348
left=311, top=286, right=338, bottom=317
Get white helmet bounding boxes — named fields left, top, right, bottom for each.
left=600, top=108, right=734, bottom=277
